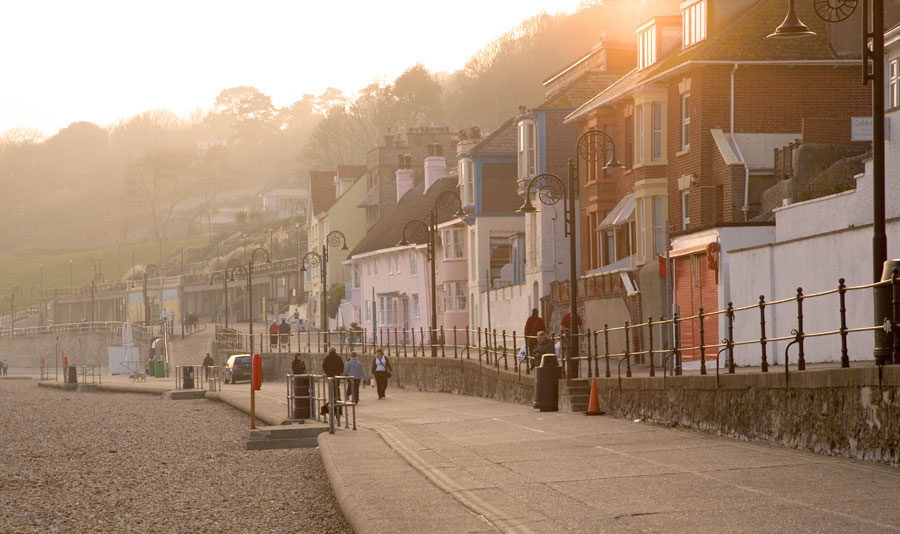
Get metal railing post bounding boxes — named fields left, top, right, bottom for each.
left=893, top=268, right=900, bottom=365
left=674, top=312, right=682, bottom=376
left=759, top=296, right=768, bottom=372
left=586, top=328, right=593, bottom=378
left=647, top=318, right=654, bottom=377
left=453, top=327, right=458, bottom=359
left=796, top=287, right=805, bottom=371
left=839, top=279, right=849, bottom=368
left=604, top=324, right=611, bottom=378
left=698, top=307, right=706, bottom=375
left=624, top=321, right=631, bottom=378
left=727, top=302, right=735, bottom=374
left=502, top=330, right=508, bottom=370
left=440, top=326, right=445, bottom=358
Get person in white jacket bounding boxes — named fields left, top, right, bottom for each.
left=342, top=352, right=366, bottom=404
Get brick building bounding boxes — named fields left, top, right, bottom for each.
left=565, top=0, right=871, bottom=367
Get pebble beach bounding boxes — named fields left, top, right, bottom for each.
left=0, top=379, right=351, bottom=534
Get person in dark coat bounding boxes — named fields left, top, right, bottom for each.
left=202, top=353, right=214, bottom=380
left=370, top=349, right=392, bottom=399
left=532, top=331, right=555, bottom=369
left=279, top=319, right=291, bottom=350
left=269, top=321, right=279, bottom=350
left=322, top=348, right=344, bottom=417
left=523, top=308, right=546, bottom=368
left=291, top=353, right=306, bottom=375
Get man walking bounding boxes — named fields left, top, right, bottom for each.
left=342, top=352, right=365, bottom=404
left=523, top=308, right=546, bottom=369
left=370, top=349, right=392, bottom=399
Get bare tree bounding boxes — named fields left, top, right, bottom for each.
left=125, top=148, right=195, bottom=241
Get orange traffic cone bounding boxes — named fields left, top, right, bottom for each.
left=585, top=377, right=605, bottom=416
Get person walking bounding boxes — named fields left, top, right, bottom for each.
left=291, top=353, right=307, bottom=375
left=342, top=352, right=365, bottom=404
left=202, top=353, right=214, bottom=380
left=322, top=348, right=344, bottom=416
left=1, top=359, right=7, bottom=376
left=370, top=349, right=392, bottom=399
left=279, top=319, right=291, bottom=351
left=269, top=320, right=279, bottom=350
left=523, top=308, right=546, bottom=369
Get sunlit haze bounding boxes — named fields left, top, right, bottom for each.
left=1, top=0, right=576, bottom=136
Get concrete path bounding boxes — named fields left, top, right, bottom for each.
left=37, top=373, right=900, bottom=533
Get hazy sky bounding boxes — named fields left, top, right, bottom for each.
left=1, top=0, right=576, bottom=137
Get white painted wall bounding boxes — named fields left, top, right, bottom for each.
left=729, top=157, right=900, bottom=366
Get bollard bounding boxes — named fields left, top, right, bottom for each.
left=796, top=287, right=806, bottom=371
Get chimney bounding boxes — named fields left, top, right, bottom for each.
left=396, top=154, right=414, bottom=202
left=456, top=126, right=482, bottom=156
left=424, top=150, right=447, bottom=193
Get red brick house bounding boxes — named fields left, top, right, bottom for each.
left=565, top=0, right=871, bottom=367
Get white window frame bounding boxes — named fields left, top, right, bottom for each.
left=638, top=26, right=657, bottom=70
left=518, top=119, right=537, bottom=180
left=455, top=282, right=467, bottom=311
left=681, top=190, right=691, bottom=228
left=636, top=198, right=645, bottom=262
left=412, top=294, right=420, bottom=318
left=681, top=93, right=691, bottom=151
left=461, top=158, right=475, bottom=206
left=651, top=103, right=662, bottom=160
left=891, top=58, right=900, bottom=109
left=682, top=0, right=707, bottom=49
left=373, top=258, right=378, bottom=276
left=653, top=196, right=664, bottom=256
left=442, top=229, right=465, bottom=260
left=409, top=252, right=418, bottom=277
left=635, top=105, right=644, bottom=164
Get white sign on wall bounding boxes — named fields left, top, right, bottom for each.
left=851, top=116, right=891, bottom=141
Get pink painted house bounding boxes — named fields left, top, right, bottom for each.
left=347, top=155, right=465, bottom=343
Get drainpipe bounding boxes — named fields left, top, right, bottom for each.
left=730, top=63, right=751, bottom=221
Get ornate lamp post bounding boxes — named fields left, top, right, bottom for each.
left=517, top=128, right=623, bottom=377
left=246, top=247, right=271, bottom=357
left=397, top=190, right=464, bottom=357
left=768, top=0, right=892, bottom=364
left=300, top=230, right=348, bottom=345
left=208, top=258, right=244, bottom=330
left=2, top=287, right=23, bottom=336
left=137, top=264, right=159, bottom=327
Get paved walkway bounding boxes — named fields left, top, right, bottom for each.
left=35, top=373, right=900, bottom=533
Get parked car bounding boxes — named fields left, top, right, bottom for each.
left=223, top=354, right=252, bottom=384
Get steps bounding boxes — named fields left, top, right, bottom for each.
left=244, top=423, right=329, bottom=450
left=559, top=378, right=591, bottom=413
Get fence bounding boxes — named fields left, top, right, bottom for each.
left=213, top=270, right=900, bottom=384
left=0, top=321, right=153, bottom=341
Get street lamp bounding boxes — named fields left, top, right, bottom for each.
left=245, top=247, right=271, bottom=357
left=517, top=128, right=623, bottom=377
left=768, top=0, right=892, bottom=364
left=136, top=264, right=159, bottom=327
left=397, top=190, right=465, bottom=357
left=2, top=286, right=23, bottom=336
left=208, top=258, right=243, bottom=330
left=300, top=230, right=348, bottom=343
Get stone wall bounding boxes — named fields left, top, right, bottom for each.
left=564, top=366, right=900, bottom=465
left=255, top=351, right=534, bottom=405
left=0, top=331, right=149, bottom=370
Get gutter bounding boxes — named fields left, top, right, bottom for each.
left=565, top=59, right=859, bottom=124
left=729, top=63, right=752, bottom=221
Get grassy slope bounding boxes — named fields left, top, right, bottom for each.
left=0, top=236, right=208, bottom=313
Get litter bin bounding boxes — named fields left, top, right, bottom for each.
left=182, top=366, right=195, bottom=389
left=291, top=374, right=311, bottom=419
left=154, top=360, right=165, bottom=378
left=533, top=354, right=561, bottom=412
left=67, top=366, right=77, bottom=384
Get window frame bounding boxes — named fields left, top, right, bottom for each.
left=635, top=105, right=644, bottom=164
left=681, top=190, right=691, bottom=228
left=681, top=93, right=691, bottom=151
left=518, top=119, right=538, bottom=180
left=651, top=102, right=663, bottom=160
left=891, top=58, right=900, bottom=109
left=409, top=252, right=418, bottom=277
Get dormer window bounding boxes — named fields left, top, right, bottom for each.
left=518, top=119, right=537, bottom=180
left=460, top=158, right=475, bottom=206
left=636, top=22, right=657, bottom=70
left=682, top=0, right=707, bottom=48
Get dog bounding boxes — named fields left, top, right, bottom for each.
left=129, top=372, right=147, bottom=383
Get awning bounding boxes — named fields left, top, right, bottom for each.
left=597, top=193, right=634, bottom=230
left=358, top=186, right=379, bottom=207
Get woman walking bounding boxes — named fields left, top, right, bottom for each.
left=370, top=349, right=392, bottom=399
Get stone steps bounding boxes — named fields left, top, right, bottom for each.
left=244, top=423, right=329, bottom=450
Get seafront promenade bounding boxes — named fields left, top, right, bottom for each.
left=20, top=372, right=900, bottom=534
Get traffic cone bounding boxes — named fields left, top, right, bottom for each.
left=585, top=377, right=605, bottom=416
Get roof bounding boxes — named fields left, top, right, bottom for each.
left=349, top=177, right=459, bottom=257
left=337, top=165, right=366, bottom=180
left=598, top=193, right=634, bottom=230
left=460, top=116, right=518, bottom=156
left=358, top=186, right=380, bottom=207
left=309, top=170, right=337, bottom=215
left=567, top=0, right=849, bottom=122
